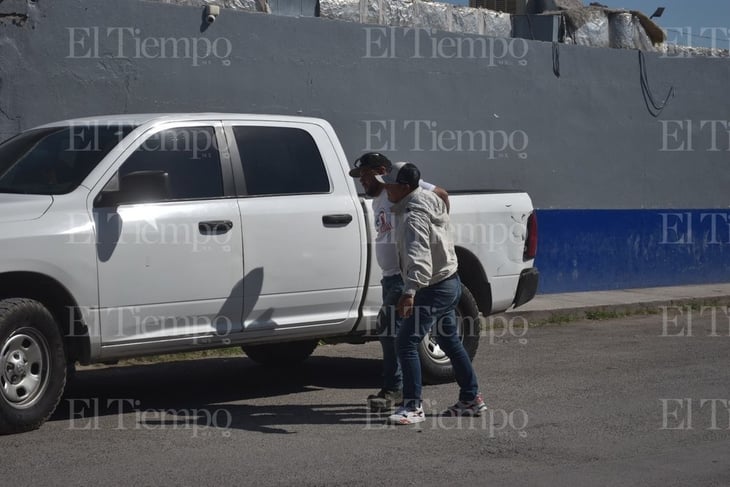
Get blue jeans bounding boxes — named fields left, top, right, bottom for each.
left=397, top=274, right=479, bottom=409
left=377, top=275, right=404, bottom=392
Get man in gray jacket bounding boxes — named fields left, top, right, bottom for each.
left=349, top=152, right=449, bottom=412
left=376, top=162, right=486, bottom=425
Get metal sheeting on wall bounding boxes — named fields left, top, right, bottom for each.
left=564, top=8, right=658, bottom=51
left=151, top=0, right=514, bottom=36
left=319, top=0, right=512, bottom=37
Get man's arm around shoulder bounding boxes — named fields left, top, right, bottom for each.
left=433, top=187, right=450, bottom=213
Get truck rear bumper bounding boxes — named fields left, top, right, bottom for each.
left=513, top=267, right=539, bottom=308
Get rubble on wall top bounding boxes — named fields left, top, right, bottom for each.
left=148, top=0, right=729, bottom=57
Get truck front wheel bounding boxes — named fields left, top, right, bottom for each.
left=242, top=339, right=319, bottom=367
left=419, top=284, right=481, bottom=384
left=0, top=298, right=67, bottom=435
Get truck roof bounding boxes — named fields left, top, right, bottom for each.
left=37, top=113, right=329, bottom=128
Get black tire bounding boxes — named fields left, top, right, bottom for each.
left=242, top=339, right=319, bottom=367
left=420, top=284, right=481, bottom=384
left=0, top=298, right=67, bottom=435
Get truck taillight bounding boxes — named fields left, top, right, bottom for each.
left=524, top=212, right=538, bottom=260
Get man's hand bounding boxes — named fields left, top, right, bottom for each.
left=397, top=294, right=415, bottom=319
left=434, top=187, right=450, bottom=213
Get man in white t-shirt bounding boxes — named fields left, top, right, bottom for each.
left=349, top=152, right=449, bottom=412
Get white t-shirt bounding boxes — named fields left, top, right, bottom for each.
left=371, top=180, right=436, bottom=277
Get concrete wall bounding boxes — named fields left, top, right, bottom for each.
left=1, top=0, right=729, bottom=293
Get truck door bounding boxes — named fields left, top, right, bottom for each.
left=93, top=123, right=244, bottom=347
left=224, top=122, right=364, bottom=334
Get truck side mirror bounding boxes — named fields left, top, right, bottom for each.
left=95, top=170, right=171, bottom=207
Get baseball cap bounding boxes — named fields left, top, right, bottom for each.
left=349, top=152, right=392, bottom=177
left=375, top=161, right=420, bottom=186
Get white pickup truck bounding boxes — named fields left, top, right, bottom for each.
left=0, top=113, right=538, bottom=434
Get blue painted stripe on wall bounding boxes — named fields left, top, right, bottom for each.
left=534, top=210, right=730, bottom=294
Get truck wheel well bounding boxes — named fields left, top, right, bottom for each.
left=0, top=272, right=90, bottom=364
left=455, top=247, right=492, bottom=316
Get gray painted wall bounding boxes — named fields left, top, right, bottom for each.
left=1, top=0, right=729, bottom=210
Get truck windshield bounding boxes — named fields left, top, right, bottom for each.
left=0, top=124, right=135, bottom=194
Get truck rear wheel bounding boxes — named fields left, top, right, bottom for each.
left=419, top=284, right=481, bottom=384
left=0, top=298, right=67, bottom=435
left=242, top=339, right=319, bottom=367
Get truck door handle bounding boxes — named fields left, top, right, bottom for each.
left=199, top=220, right=233, bottom=235
left=322, top=214, right=353, bottom=227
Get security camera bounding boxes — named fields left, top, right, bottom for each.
left=205, top=5, right=220, bottom=23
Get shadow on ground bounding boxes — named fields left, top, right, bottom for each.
left=50, top=352, right=389, bottom=434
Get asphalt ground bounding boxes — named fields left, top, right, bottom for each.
left=1, top=309, right=729, bottom=486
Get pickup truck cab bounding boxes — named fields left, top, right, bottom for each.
left=0, top=113, right=538, bottom=434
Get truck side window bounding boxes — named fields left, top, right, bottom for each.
left=119, top=126, right=223, bottom=201
left=233, top=126, right=330, bottom=196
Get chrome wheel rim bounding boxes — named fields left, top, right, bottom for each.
left=419, top=308, right=466, bottom=365
left=1, top=328, right=50, bottom=409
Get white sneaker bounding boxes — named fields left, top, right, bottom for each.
left=388, top=406, right=425, bottom=425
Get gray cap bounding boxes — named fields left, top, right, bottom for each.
left=375, top=161, right=421, bottom=186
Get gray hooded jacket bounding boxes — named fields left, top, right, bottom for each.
left=391, top=187, right=458, bottom=295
